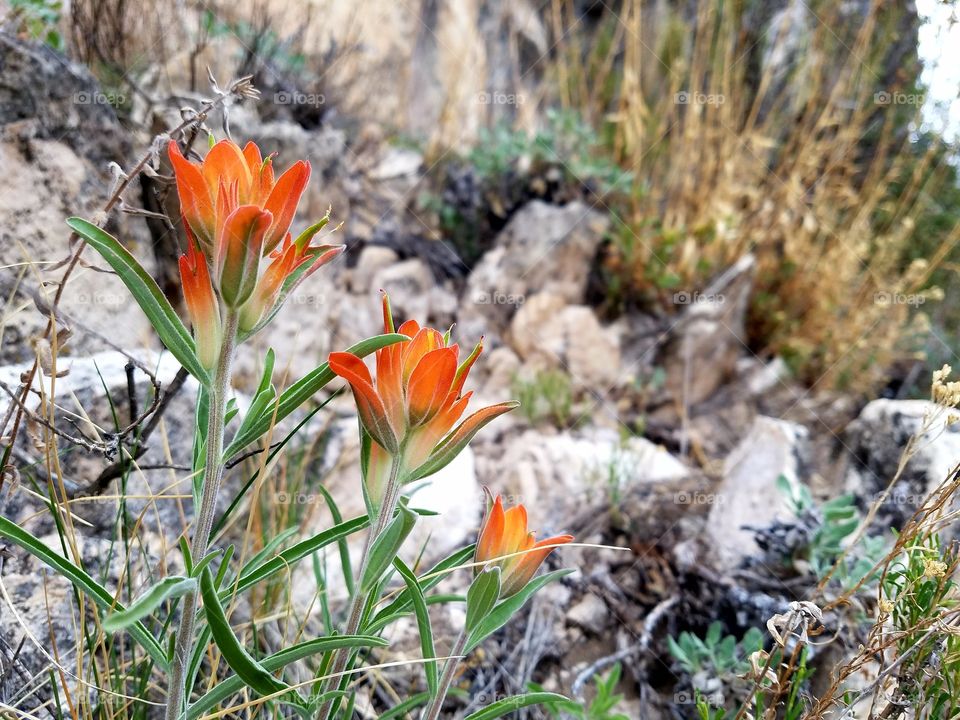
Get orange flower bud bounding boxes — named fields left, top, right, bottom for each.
left=178, top=232, right=222, bottom=371
left=475, top=491, right=573, bottom=597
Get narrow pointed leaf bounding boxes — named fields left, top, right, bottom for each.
left=66, top=217, right=209, bottom=384
left=360, top=504, right=417, bottom=593
left=228, top=515, right=369, bottom=597
left=465, top=566, right=501, bottom=633
left=370, top=545, right=475, bottom=631
left=465, top=570, right=573, bottom=652
left=224, top=333, right=409, bottom=457
left=186, top=635, right=387, bottom=720
left=102, top=575, right=195, bottom=632
left=462, top=692, right=570, bottom=720
left=199, top=568, right=293, bottom=701
left=393, top=558, right=438, bottom=695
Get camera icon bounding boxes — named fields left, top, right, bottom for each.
left=74, top=91, right=91, bottom=105
left=874, top=91, right=891, bottom=105
left=275, top=91, right=292, bottom=105
left=476, top=92, right=491, bottom=105
left=874, top=291, right=892, bottom=305
left=674, top=691, right=695, bottom=705
left=673, top=291, right=691, bottom=305
left=675, top=491, right=691, bottom=505
left=674, top=91, right=691, bottom=105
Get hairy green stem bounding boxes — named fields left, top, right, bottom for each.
left=316, top=452, right=404, bottom=720
left=421, top=628, right=467, bottom=720
left=165, top=311, right=238, bottom=720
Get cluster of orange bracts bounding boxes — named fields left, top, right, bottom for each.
left=170, top=139, right=342, bottom=368
left=170, top=138, right=570, bottom=596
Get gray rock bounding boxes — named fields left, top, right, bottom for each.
left=0, top=350, right=200, bottom=537
left=460, top=201, right=610, bottom=340
left=844, top=399, right=960, bottom=529
left=0, top=36, right=156, bottom=366
left=479, top=426, right=689, bottom=521
left=705, top=416, right=809, bottom=572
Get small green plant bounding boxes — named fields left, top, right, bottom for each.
left=668, top=622, right=765, bottom=676
left=535, top=663, right=630, bottom=720
left=9, top=0, right=63, bottom=49
left=467, top=109, right=630, bottom=195
left=882, top=532, right=960, bottom=718
left=512, top=369, right=575, bottom=428
left=696, top=692, right=728, bottom=720
left=777, top=476, right=887, bottom=588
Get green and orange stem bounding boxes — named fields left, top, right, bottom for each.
left=165, top=310, right=239, bottom=720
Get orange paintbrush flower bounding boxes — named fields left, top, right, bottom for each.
left=328, top=293, right=518, bottom=507
left=168, top=139, right=308, bottom=254
left=168, top=139, right=343, bottom=336
left=475, top=491, right=573, bottom=597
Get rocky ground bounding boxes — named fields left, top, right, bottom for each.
left=0, top=29, right=956, bottom=719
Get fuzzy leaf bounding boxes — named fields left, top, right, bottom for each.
left=66, top=217, right=209, bottom=384
left=224, top=333, right=408, bottom=457
left=462, top=692, right=570, bottom=720
left=102, top=575, right=195, bottom=632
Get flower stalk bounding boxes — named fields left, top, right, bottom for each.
left=317, top=452, right=404, bottom=720
left=421, top=628, right=468, bottom=720
left=165, top=310, right=239, bottom=720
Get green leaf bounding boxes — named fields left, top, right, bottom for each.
left=465, top=570, right=572, bottom=652
left=393, top=558, right=438, bottom=695
left=465, top=566, right=501, bottom=633
left=369, top=545, right=475, bottom=632
left=377, top=691, right=432, bottom=720
left=360, top=503, right=417, bottom=594
left=224, top=333, right=409, bottom=457
left=65, top=217, right=209, bottom=384
left=463, top=692, right=570, bottom=720
left=229, top=515, right=369, bottom=597
left=199, top=568, right=294, bottom=702
left=186, top=635, right=387, bottom=720
left=0, top=516, right=168, bottom=669
left=102, top=575, right=195, bottom=633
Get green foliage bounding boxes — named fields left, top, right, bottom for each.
left=535, top=663, right=630, bottom=720
left=512, top=369, right=574, bottom=428
left=667, top=622, right=765, bottom=676
left=9, top=0, right=62, bottom=50
left=882, top=533, right=960, bottom=718
left=776, top=476, right=887, bottom=588
left=468, top=109, right=630, bottom=195
left=68, top=218, right=210, bottom=384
